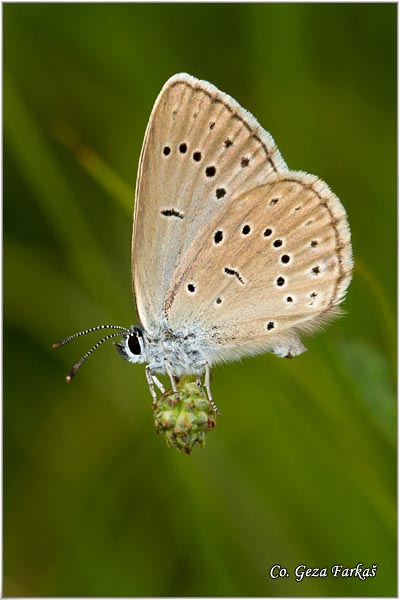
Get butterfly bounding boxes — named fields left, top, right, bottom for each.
left=54, top=73, right=353, bottom=411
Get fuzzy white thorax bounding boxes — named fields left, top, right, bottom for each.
left=118, top=324, right=307, bottom=377
left=119, top=326, right=212, bottom=376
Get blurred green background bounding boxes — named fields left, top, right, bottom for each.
left=3, top=3, right=396, bottom=597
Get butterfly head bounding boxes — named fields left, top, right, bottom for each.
left=52, top=323, right=146, bottom=382
left=115, top=326, right=146, bottom=365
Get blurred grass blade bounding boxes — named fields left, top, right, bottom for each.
left=355, top=258, right=396, bottom=360
left=54, top=125, right=132, bottom=215
left=336, top=338, right=396, bottom=445
left=4, top=72, right=126, bottom=316
left=4, top=236, right=117, bottom=343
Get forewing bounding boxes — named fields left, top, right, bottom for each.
left=166, top=172, right=353, bottom=359
left=132, top=73, right=287, bottom=332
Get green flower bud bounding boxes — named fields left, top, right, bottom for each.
left=153, top=377, right=218, bottom=454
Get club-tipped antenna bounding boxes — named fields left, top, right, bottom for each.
left=65, top=331, right=124, bottom=383
left=52, top=325, right=129, bottom=349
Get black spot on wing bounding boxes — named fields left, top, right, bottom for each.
left=224, top=267, right=245, bottom=284
left=160, top=209, right=184, bottom=219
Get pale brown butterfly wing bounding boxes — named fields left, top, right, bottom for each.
left=132, top=73, right=287, bottom=332
left=165, top=172, right=353, bottom=360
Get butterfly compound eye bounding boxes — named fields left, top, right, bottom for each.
left=128, top=333, right=141, bottom=355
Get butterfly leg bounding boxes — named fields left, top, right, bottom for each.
left=152, top=374, right=165, bottom=394
left=164, top=359, right=179, bottom=399
left=145, top=365, right=158, bottom=406
left=204, top=363, right=220, bottom=415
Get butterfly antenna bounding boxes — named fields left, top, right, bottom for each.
left=52, top=325, right=129, bottom=349
left=64, top=331, right=124, bottom=383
